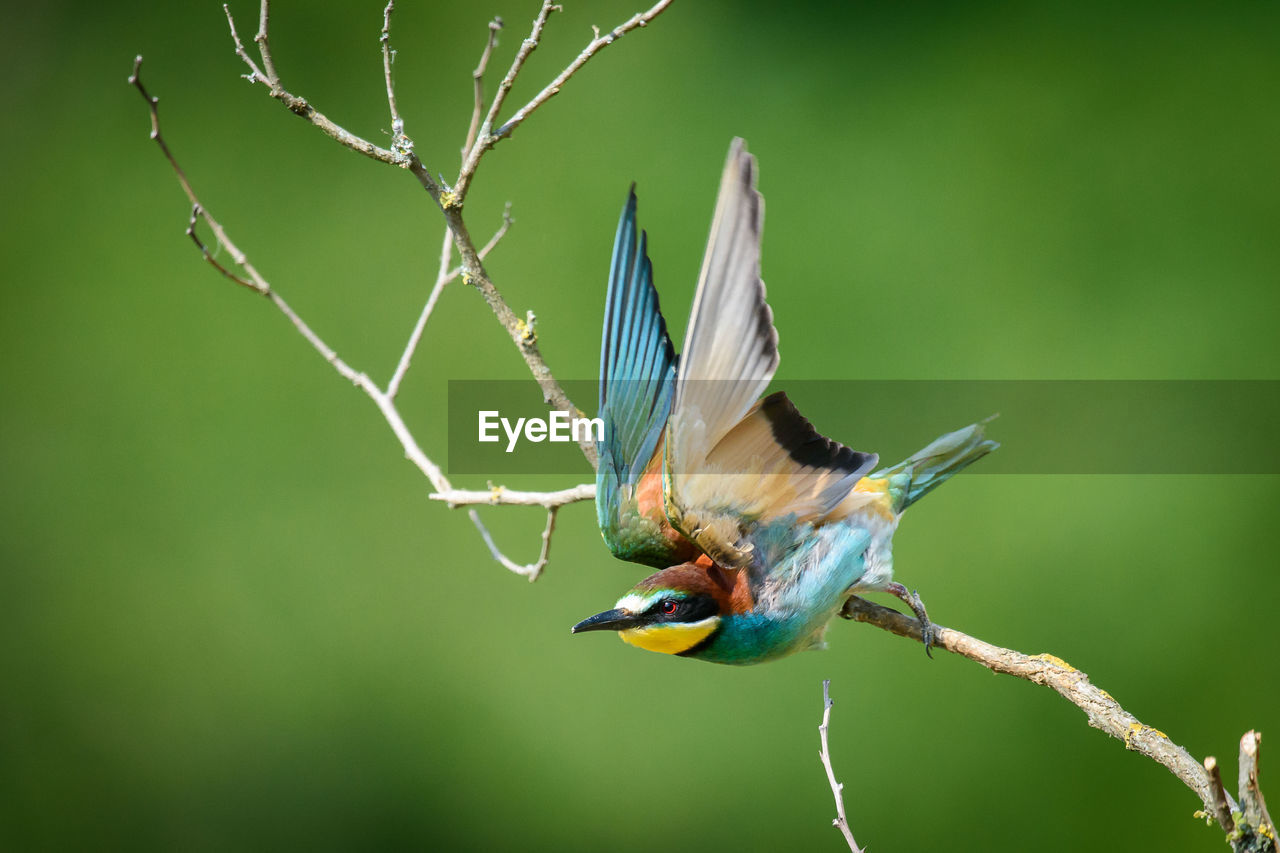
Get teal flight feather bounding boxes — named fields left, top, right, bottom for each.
left=595, top=188, right=691, bottom=568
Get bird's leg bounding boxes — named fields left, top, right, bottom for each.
left=884, top=582, right=934, bottom=658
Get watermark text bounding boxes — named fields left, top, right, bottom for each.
left=478, top=410, right=604, bottom=453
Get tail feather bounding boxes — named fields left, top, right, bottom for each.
left=873, top=417, right=998, bottom=513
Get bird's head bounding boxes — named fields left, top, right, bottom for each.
left=571, top=563, right=734, bottom=656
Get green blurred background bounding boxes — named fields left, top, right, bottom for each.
left=3, top=1, right=1278, bottom=850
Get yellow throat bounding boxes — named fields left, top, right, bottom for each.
left=619, top=617, right=719, bottom=655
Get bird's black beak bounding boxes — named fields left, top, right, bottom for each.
left=571, top=608, right=645, bottom=634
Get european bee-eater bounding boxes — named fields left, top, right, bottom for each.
left=572, top=139, right=997, bottom=665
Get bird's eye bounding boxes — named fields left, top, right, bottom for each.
left=661, top=599, right=679, bottom=615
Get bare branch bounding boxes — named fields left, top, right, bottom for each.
left=132, top=58, right=375, bottom=388
left=431, top=483, right=594, bottom=509
left=137, top=2, right=677, bottom=575
left=1205, top=756, right=1238, bottom=834
left=454, top=0, right=673, bottom=201
left=465, top=17, right=504, bottom=159
left=130, top=55, right=590, bottom=583
left=839, top=599, right=1277, bottom=848
left=134, top=55, right=413, bottom=464
left=818, top=681, right=864, bottom=853
left=492, top=0, right=674, bottom=143
left=222, top=9, right=266, bottom=81
left=129, top=59, right=213, bottom=227
left=1238, top=731, right=1275, bottom=851
left=185, top=205, right=256, bottom=291
left=220, top=4, right=593, bottom=461
left=467, top=506, right=559, bottom=581
left=441, top=203, right=514, bottom=284
left=223, top=2, right=439, bottom=195
left=478, top=202, right=515, bottom=262
left=387, top=226, right=454, bottom=402
left=456, top=1, right=560, bottom=197
left=381, top=1, right=403, bottom=135
left=840, top=597, right=1216, bottom=806
left=253, top=0, right=281, bottom=85
left=441, top=205, right=598, bottom=467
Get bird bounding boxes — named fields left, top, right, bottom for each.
left=572, top=138, right=997, bottom=665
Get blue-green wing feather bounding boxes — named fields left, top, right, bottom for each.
left=597, top=188, right=684, bottom=567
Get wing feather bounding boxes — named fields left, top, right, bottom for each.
left=597, top=188, right=690, bottom=568
left=663, top=141, right=877, bottom=573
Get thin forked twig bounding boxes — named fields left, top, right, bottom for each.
left=465, top=2, right=559, bottom=172
left=220, top=2, right=597, bottom=461
left=465, top=16, right=504, bottom=159
left=185, top=205, right=255, bottom=290
left=253, top=0, right=281, bottom=86
left=818, top=681, right=865, bottom=853
left=142, top=1, right=672, bottom=571
left=453, top=0, right=673, bottom=200
left=443, top=203, right=515, bottom=283
left=468, top=506, right=560, bottom=581
left=130, top=53, right=593, bottom=579
left=387, top=203, right=515, bottom=399
left=223, top=3, right=437, bottom=191
left=492, top=0, right=673, bottom=143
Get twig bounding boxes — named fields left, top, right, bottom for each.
left=1205, top=756, right=1238, bottom=835
left=389, top=200, right=513, bottom=400
left=432, top=199, right=585, bottom=450
left=430, top=483, right=594, bottom=509
left=478, top=202, right=515, bottom=262
left=465, top=17, right=504, bottom=160
left=442, top=203, right=598, bottom=466
left=840, top=597, right=1215, bottom=804
left=253, top=0, right=281, bottom=86
left=387, top=225, right=455, bottom=401
left=139, top=3, right=674, bottom=570
left=224, top=2, right=438, bottom=193
left=1236, top=731, right=1275, bottom=852
left=453, top=0, right=673, bottom=201
left=132, top=58, right=381, bottom=389
left=455, top=1, right=559, bottom=198
left=130, top=58, right=256, bottom=285
left=130, top=54, right=594, bottom=580
left=818, top=681, right=864, bottom=853
left=381, top=1, right=404, bottom=137
left=185, top=205, right=256, bottom=290
left=440, top=204, right=514, bottom=284
left=223, top=0, right=596, bottom=464
left=225, top=8, right=266, bottom=81
left=468, top=506, right=559, bottom=581
left=839, top=596, right=1275, bottom=850
left=491, top=0, right=674, bottom=142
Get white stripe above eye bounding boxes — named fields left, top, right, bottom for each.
left=615, top=591, right=669, bottom=613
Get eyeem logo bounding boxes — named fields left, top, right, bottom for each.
left=450, top=378, right=1280, bottom=476
left=478, top=410, right=604, bottom=453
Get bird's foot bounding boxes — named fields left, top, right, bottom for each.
left=885, top=582, right=934, bottom=658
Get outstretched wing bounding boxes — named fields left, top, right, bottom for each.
left=597, top=188, right=695, bottom=568
left=663, top=140, right=878, bottom=574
